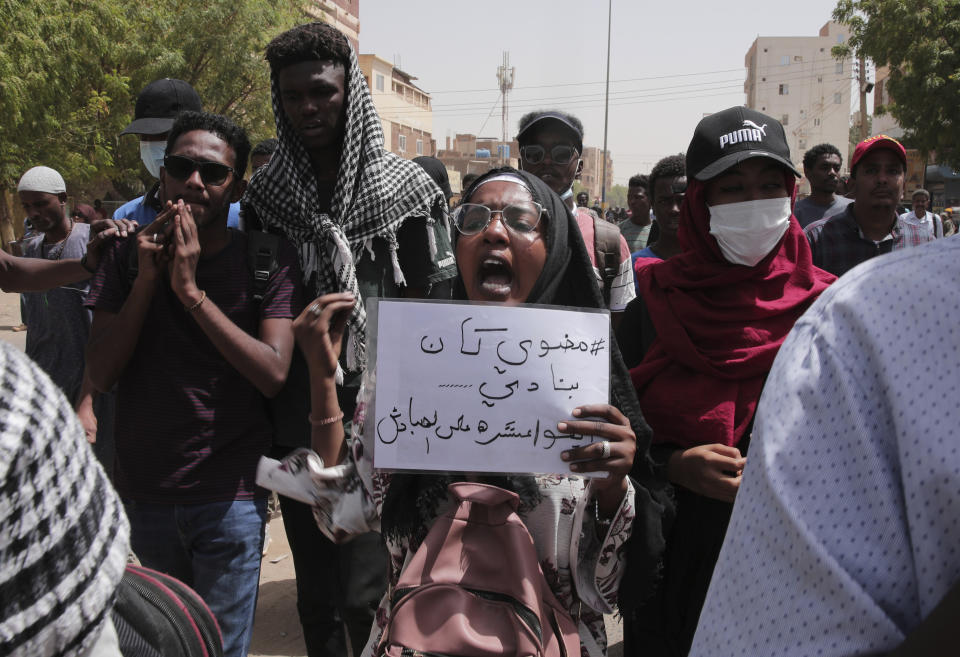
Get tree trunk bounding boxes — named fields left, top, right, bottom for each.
left=0, top=190, right=20, bottom=254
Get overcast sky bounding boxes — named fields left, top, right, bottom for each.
left=358, top=0, right=845, bottom=184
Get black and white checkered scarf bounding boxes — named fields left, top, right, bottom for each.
left=243, top=44, right=445, bottom=373
left=0, top=343, right=129, bottom=657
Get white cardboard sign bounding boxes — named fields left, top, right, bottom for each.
left=370, top=300, right=610, bottom=475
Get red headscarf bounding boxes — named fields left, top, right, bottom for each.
left=631, top=172, right=835, bottom=448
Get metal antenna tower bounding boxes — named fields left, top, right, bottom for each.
left=497, top=52, right=515, bottom=166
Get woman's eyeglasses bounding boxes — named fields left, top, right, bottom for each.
left=163, top=155, right=236, bottom=185
left=454, top=202, right=544, bottom=235
left=519, top=144, right=579, bottom=165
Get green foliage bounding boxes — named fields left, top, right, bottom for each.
left=607, top=184, right=627, bottom=208
left=833, top=0, right=960, bottom=165
left=0, top=0, right=306, bottom=197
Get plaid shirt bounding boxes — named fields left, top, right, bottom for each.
left=804, top=203, right=934, bottom=277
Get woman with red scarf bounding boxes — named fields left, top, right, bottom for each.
left=619, top=108, right=836, bottom=656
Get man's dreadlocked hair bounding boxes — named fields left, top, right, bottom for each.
left=265, top=22, right=351, bottom=74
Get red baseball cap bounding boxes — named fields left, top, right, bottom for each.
left=850, top=134, right=906, bottom=171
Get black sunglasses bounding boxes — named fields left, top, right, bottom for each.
left=163, top=155, right=236, bottom=185
left=519, top=144, right=579, bottom=165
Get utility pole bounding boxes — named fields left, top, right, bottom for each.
left=497, top=52, right=515, bottom=167
left=858, top=53, right=869, bottom=141
left=600, top=0, right=612, bottom=210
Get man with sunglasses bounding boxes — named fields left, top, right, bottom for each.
left=85, top=111, right=302, bottom=657
left=516, top=110, right=635, bottom=320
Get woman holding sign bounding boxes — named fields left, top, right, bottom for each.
left=621, top=108, right=836, bottom=655
left=289, top=168, right=668, bottom=656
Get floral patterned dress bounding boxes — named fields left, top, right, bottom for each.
left=296, top=372, right=636, bottom=657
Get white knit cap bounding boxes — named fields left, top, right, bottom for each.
left=17, top=166, right=66, bottom=194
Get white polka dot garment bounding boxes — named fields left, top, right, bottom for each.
left=689, top=236, right=960, bottom=656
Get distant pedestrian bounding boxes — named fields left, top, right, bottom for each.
left=900, top=188, right=942, bottom=238
left=251, top=137, right=279, bottom=171
left=619, top=174, right=652, bottom=252
left=794, top=143, right=851, bottom=228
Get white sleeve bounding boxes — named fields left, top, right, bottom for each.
left=689, top=319, right=916, bottom=656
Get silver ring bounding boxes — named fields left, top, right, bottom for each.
left=152, top=233, right=160, bottom=244
left=309, top=302, right=322, bottom=317
left=599, top=440, right=611, bottom=459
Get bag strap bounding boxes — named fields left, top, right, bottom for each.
left=592, top=215, right=620, bottom=306
left=247, top=230, right=281, bottom=303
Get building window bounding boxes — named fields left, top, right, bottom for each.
left=834, top=92, right=843, bottom=104
left=782, top=114, right=789, bottom=126
left=779, top=84, right=789, bottom=95
left=416, top=139, right=423, bottom=155
left=817, top=75, right=823, bottom=83
left=799, top=109, right=806, bottom=119
left=375, top=74, right=384, bottom=92
left=780, top=55, right=790, bottom=66
left=799, top=139, right=807, bottom=150
left=399, top=135, right=407, bottom=152
left=814, top=118, right=821, bottom=126
left=835, top=61, right=843, bottom=74
left=837, top=34, right=845, bottom=44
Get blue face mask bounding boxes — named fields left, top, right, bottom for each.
left=139, top=141, right=166, bottom=179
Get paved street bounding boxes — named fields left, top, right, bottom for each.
left=0, top=288, right=622, bottom=657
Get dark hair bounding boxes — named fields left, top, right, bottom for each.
left=251, top=137, right=278, bottom=159
left=628, top=174, right=649, bottom=191
left=648, top=154, right=685, bottom=203
left=265, top=22, right=351, bottom=74
left=802, top=143, right=842, bottom=170
left=461, top=172, right=479, bottom=190
left=516, top=110, right=583, bottom=145
left=166, top=111, right=251, bottom=177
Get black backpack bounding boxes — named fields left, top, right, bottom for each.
left=111, top=564, right=223, bottom=657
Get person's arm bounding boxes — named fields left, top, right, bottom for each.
left=167, top=202, right=294, bottom=397
left=292, top=292, right=355, bottom=465
left=73, top=368, right=98, bottom=443
left=0, top=218, right=136, bottom=293
left=86, top=214, right=170, bottom=392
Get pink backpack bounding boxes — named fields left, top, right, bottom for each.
left=376, top=482, right=581, bottom=657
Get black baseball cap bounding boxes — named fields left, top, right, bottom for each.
left=516, top=112, right=583, bottom=152
left=120, top=79, right=203, bottom=136
left=686, top=106, right=800, bottom=181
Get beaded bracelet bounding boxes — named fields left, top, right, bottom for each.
left=186, top=290, right=207, bottom=313
left=309, top=412, right=344, bottom=427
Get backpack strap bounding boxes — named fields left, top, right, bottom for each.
left=247, top=230, right=281, bottom=302
left=592, top=215, right=621, bottom=306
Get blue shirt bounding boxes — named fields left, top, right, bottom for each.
left=114, top=187, right=240, bottom=228
left=690, top=237, right=960, bottom=656
left=630, top=247, right=662, bottom=293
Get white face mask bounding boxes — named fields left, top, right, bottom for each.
left=708, top=197, right=791, bottom=266
left=139, top=140, right=166, bottom=179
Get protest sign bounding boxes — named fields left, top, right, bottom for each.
left=370, top=299, right=610, bottom=475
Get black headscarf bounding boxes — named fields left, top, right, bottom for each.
left=381, top=168, right=670, bottom=611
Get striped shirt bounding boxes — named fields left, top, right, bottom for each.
left=85, top=230, right=302, bottom=503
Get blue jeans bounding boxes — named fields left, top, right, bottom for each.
left=125, top=498, right=267, bottom=657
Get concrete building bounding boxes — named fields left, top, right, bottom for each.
left=871, top=65, right=904, bottom=139
left=580, top=147, right=614, bottom=202
left=358, top=55, right=434, bottom=158
left=745, top=21, right=853, bottom=187
left=306, top=0, right=360, bottom=50
left=437, top=134, right=519, bottom=192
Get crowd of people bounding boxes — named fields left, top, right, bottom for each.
left=2, top=19, right=957, bottom=657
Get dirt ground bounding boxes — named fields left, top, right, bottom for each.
left=0, top=289, right=623, bottom=657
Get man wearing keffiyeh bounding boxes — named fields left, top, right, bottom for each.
left=242, top=22, right=457, bottom=656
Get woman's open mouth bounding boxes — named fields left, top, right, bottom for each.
left=477, top=256, right=514, bottom=297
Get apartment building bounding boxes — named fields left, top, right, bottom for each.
left=305, top=0, right=359, bottom=50
left=580, top=147, right=614, bottom=202
left=744, top=21, right=853, bottom=181
left=358, top=55, right=434, bottom=158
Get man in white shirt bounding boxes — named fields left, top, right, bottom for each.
left=900, top=188, right=942, bottom=238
